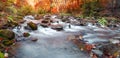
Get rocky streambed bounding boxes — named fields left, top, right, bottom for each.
left=7, top=15, right=120, bottom=58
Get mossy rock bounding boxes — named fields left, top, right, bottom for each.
left=0, top=29, right=15, bottom=40
left=23, top=32, right=30, bottom=37
left=2, top=40, right=14, bottom=46
left=27, top=22, right=38, bottom=30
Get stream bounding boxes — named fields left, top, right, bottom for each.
left=12, top=15, right=120, bottom=58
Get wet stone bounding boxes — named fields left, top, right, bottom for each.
left=27, top=22, right=38, bottom=30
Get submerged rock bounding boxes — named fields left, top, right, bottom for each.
left=27, top=22, right=38, bottom=30
left=31, top=38, right=38, bottom=42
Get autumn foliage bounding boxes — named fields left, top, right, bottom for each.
left=2, top=0, right=110, bottom=14
left=14, top=0, right=84, bottom=13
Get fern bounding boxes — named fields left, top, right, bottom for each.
left=98, top=17, right=108, bottom=26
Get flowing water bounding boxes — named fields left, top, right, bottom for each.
left=12, top=15, right=120, bottom=58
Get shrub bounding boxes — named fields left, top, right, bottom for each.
left=17, top=5, right=34, bottom=16
left=60, top=13, right=72, bottom=16
left=98, top=17, right=108, bottom=26
left=76, top=15, right=84, bottom=19
left=0, top=0, right=15, bottom=11
left=5, top=6, right=17, bottom=15
left=37, top=8, right=47, bottom=14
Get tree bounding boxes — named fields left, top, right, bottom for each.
left=81, top=0, right=101, bottom=17
left=111, top=0, right=117, bottom=16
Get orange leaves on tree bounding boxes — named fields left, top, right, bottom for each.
left=51, top=7, right=58, bottom=14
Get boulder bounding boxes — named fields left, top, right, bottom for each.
left=27, top=22, right=38, bottom=30
left=0, top=29, right=15, bottom=40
